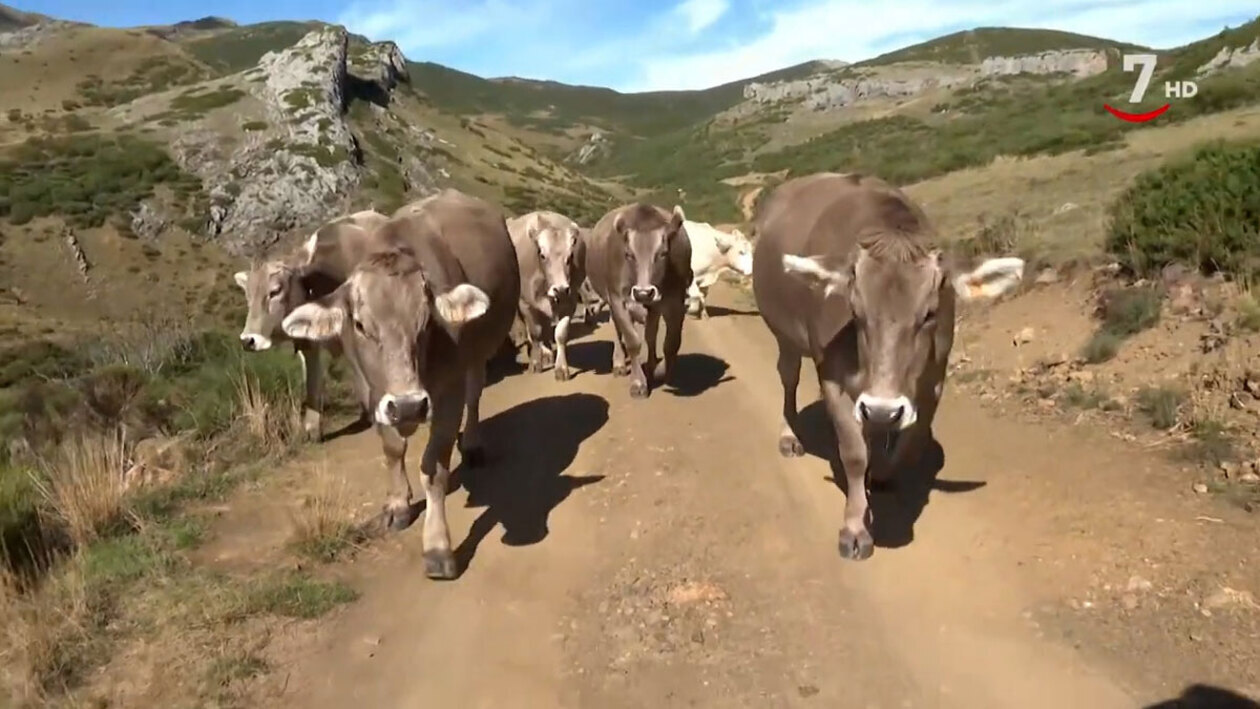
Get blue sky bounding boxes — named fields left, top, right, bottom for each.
left=18, top=0, right=1259, bottom=92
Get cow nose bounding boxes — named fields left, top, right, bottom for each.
left=854, top=394, right=915, bottom=430
left=630, top=285, right=659, bottom=304
left=547, top=283, right=570, bottom=299
left=240, top=334, right=257, bottom=351
left=376, top=391, right=430, bottom=426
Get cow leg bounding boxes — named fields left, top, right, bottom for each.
left=643, top=307, right=661, bottom=386
left=458, top=364, right=487, bottom=467
left=685, top=281, right=703, bottom=319
left=377, top=423, right=418, bottom=531
left=821, top=377, right=874, bottom=561
left=418, top=387, right=466, bottom=580
left=553, top=315, right=573, bottom=381
left=521, top=308, right=549, bottom=373
left=295, top=341, right=323, bottom=442
left=698, top=284, right=711, bottom=320
left=775, top=340, right=805, bottom=457
left=658, top=296, right=685, bottom=383
left=609, top=299, right=647, bottom=397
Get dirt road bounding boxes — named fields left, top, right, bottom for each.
left=257, top=286, right=1260, bottom=709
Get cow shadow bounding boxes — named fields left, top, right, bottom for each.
left=486, top=341, right=528, bottom=386
left=661, top=353, right=733, bottom=397
left=321, top=414, right=371, bottom=443
left=451, top=393, right=608, bottom=575
left=795, top=400, right=980, bottom=550
left=1144, top=684, right=1260, bottom=708
left=699, top=304, right=759, bottom=318
left=566, top=339, right=614, bottom=375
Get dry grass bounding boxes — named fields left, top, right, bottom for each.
left=0, top=560, right=91, bottom=705
left=288, top=463, right=360, bottom=562
left=233, top=370, right=303, bottom=453
left=32, top=433, right=131, bottom=549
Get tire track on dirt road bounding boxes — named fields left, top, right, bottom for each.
left=265, top=286, right=1245, bottom=708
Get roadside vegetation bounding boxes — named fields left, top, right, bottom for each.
left=0, top=320, right=361, bottom=706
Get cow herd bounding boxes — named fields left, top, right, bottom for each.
left=231, top=172, right=1025, bottom=574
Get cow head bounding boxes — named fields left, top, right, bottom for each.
left=616, top=204, right=687, bottom=305
left=279, top=247, right=489, bottom=428
left=232, top=260, right=309, bottom=351
left=528, top=217, right=583, bottom=302
left=716, top=228, right=753, bottom=277
left=782, top=242, right=1023, bottom=431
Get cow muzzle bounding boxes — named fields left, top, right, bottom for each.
left=546, top=283, right=570, bottom=300
left=375, top=391, right=430, bottom=427
left=630, top=285, right=660, bottom=304
left=240, top=333, right=272, bottom=352
left=854, top=393, right=917, bottom=431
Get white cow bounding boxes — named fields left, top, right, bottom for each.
left=683, top=220, right=754, bottom=318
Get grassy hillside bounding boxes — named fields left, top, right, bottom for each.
left=857, top=26, right=1147, bottom=66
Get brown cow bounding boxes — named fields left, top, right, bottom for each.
left=507, top=210, right=587, bottom=381
left=751, top=172, right=1024, bottom=561
left=232, top=209, right=388, bottom=439
left=585, top=202, right=692, bottom=399
left=280, top=189, right=520, bottom=580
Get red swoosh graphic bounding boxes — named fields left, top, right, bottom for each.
left=1103, top=103, right=1170, bottom=122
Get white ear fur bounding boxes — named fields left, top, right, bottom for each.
left=233, top=271, right=248, bottom=290
left=952, top=257, right=1026, bottom=301
left=781, top=254, right=848, bottom=298
left=434, top=283, right=490, bottom=325
left=282, top=301, right=345, bottom=341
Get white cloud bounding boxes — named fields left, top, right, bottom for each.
left=618, top=0, right=1259, bottom=92
left=337, top=0, right=536, bottom=50
left=673, top=0, right=731, bottom=34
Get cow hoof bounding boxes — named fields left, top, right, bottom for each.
left=528, top=359, right=546, bottom=374
left=778, top=435, right=805, bottom=457
left=302, top=426, right=321, bottom=444
left=629, top=380, right=649, bottom=399
left=423, top=549, right=458, bottom=580
left=554, top=366, right=571, bottom=382
left=460, top=444, right=486, bottom=468
left=612, top=363, right=631, bottom=377
left=382, top=503, right=419, bottom=532
left=838, top=527, right=874, bottom=561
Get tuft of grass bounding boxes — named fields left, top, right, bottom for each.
left=1135, top=386, right=1186, bottom=430
left=1080, top=330, right=1122, bottom=364
left=1098, top=285, right=1164, bottom=336
left=1235, top=292, right=1260, bottom=332
left=1061, top=382, right=1116, bottom=410
left=32, top=434, right=131, bottom=549
left=243, top=572, right=358, bottom=619
left=289, top=465, right=359, bottom=563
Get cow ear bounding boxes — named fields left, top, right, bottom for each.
left=782, top=254, right=853, bottom=299
left=952, top=256, right=1025, bottom=301
left=233, top=271, right=248, bottom=290
left=281, top=285, right=347, bottom=341
left=669, top=205, right=685, bottom=234
left=434, top=283, right=490, bottom=325
left=612, top=212, right=626, bottom=235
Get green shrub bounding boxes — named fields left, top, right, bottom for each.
left=1106, top=139, right=1260, bottom=279
left=1080, top=330, right=1121, bottom=363
left=0, top=134, right=202, bottom=228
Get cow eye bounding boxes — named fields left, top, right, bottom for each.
left=921, top=308, right=937, bottom=326
left=353, top=318, right=368, bottom=336
left=624, top=248, right=634, bottom=261
left=655, top=249, right=667, bottom=261
left=268, top=284, right=283, bottom=297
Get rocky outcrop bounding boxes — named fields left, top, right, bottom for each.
left=980, top=49, right=1107, bottom=78
left=570, top=131, right=610, bottom=165
left=0, top=19, right=81, bottom=50
left=742, top=48, right=1110, bottom=113
left=1198, top=38, right=1260, bottom=76
left=744, top=71, right=973, bottom=111
left=161, top=26, right=426, bottom=253
left=349, top=41, right=409, bottom=94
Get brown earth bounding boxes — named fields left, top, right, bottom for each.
left=186, top=283, right=1260, bottom=709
